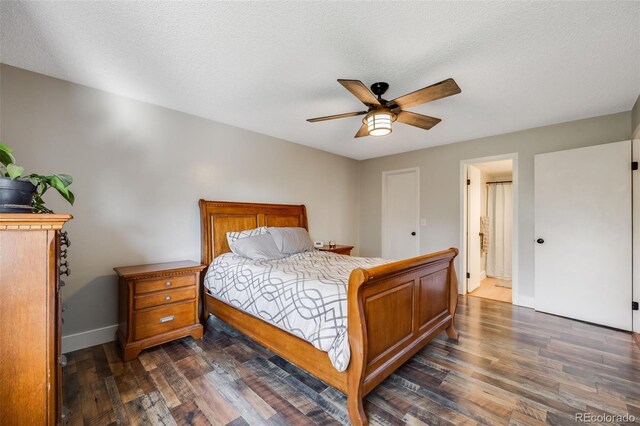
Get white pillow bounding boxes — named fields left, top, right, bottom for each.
left=230, top=234, right=287, bottom=260
left=267, top=227, right=314, bottom=254
left=226, top=226, right=267, bottom=248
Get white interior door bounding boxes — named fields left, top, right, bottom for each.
left=382, top=168, right=419, bottom=260
left=467, top=165, right=482, bottom=292
left=535, top=140, right=632, bottom=330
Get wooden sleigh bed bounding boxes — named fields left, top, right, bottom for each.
left=199, top=200, right=459, bottom=425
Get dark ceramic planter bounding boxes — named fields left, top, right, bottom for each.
left=0, top=177, right=36, bottom=213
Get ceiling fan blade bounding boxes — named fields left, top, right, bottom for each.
left=307, top=111, right=367, bottom=122
left=354, top=122, right=369, bottom=138
left=338, top=79, right=381, bottom=107
left=396, top=111, right=442, bottom=130
left=389, top=78, right=461, bottom=109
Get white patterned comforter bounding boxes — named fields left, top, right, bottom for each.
left=204, top=250, right=386, bottom=371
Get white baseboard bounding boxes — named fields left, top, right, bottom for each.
left=515, top=295, right=535, bottom=309
left=62, top=324, right=118, bottom=354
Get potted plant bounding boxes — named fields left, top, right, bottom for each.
left=0, top=142, right=74, bottom=213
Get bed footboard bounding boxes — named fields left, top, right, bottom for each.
left=346, top=248, right=459, bottom=425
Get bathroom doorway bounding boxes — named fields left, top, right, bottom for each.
left=463, top=158, right=515, bottom=304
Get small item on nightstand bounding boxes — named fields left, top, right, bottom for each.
left=314, top=241, right=324, bottom=248
left=318, top=244, right=354, bottom=256
left=329, top=241, right=336, bottom=248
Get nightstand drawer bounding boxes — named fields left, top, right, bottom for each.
left=134, top=287, right=196, bottom=310
left=134, top=301, right=195, bottom=340
left=134, top=274, right=196, bottom=294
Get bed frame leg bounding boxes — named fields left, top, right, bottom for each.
left=347, top=394, right=368, bottom=426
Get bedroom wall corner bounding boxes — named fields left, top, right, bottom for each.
left=632, top=95, right=640, bottom=139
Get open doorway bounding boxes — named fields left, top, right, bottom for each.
left=464, top=158, right=514, bottom=303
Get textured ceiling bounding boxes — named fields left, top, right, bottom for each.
left=1, top=1, right=639, bottom=160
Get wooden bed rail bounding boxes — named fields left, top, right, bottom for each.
left=346, top=248, right=459, bottom=425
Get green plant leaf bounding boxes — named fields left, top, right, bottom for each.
left=49, top=175, right=76, bottom=205
left=48, top=175, right=69, bottom=195
left=32, top=194, right=53, bottom=213
left=6, top=163, right=24, bottom=180
left=0, top=150, right=13, bottom=167
left=0, top=142, right=13, bottom=155
left=25, top=172, right=75, bottom=212
left=28, top=174, right=44, bottom=192
left=55, top=174, right=73, bottom=187
left=65, top=190, right=75, bottom=205
left=0, top=143, right=15, bottom=167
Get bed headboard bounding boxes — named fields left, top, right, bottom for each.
left=199, top=200, right=308, bottom=265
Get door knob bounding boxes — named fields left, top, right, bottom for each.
left=411, top=232, right=416, bottom=236
left=537, top=238, right=544, bottom=244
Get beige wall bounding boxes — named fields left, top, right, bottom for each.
left=359, top=112, right=631, bottom=305
left=0, top=63, right=634, bottom=341
left=0, top=65, right=360, bottom=337
left=633, top=95, right=640, bottom=139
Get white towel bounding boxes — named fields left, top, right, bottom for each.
left=480, top=216, right=490, bottom=253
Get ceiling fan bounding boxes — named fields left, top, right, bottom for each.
left=307, top=78, right=461, bottom=138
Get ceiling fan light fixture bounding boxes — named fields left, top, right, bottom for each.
left=306, top=78, right=459, bottom=137
left=365, top=109, right=396, bottom=137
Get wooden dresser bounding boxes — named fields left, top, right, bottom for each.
left=0, top=213, right=72, bottom=425
left=115, top=261, right=206, bottom=361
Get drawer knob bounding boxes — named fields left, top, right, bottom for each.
left=160, top=315, right=175, bottom=323
left=165, top=296, right=171, bottom=301
left=165, top=281, right=171, bottom=287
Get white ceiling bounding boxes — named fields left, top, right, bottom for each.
left=1, top=2, right=638, bottom=160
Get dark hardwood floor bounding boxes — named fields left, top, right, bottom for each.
left=63, top=296, right=640, bottom=425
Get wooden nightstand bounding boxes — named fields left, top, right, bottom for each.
left=114, top=261, right=206, bottom=361
left=317, top=245, right=354, bottom=256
